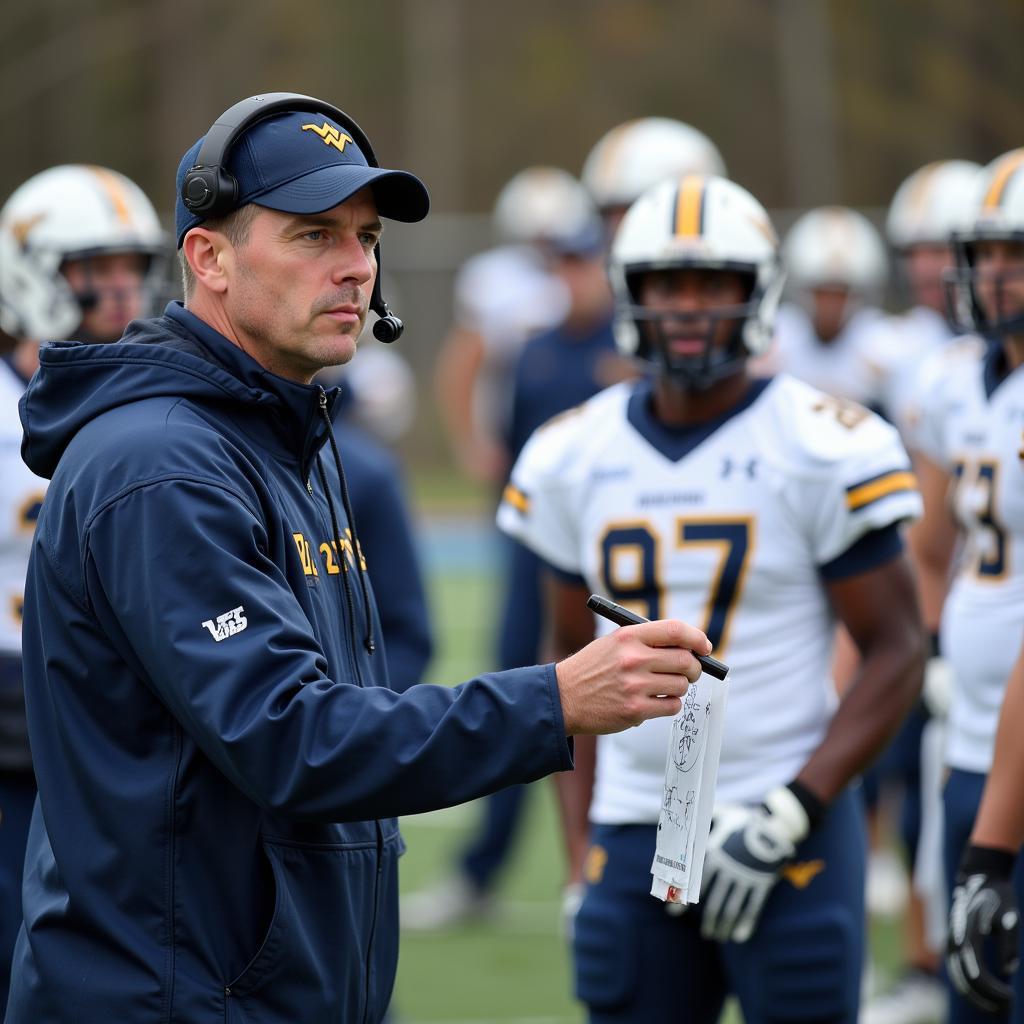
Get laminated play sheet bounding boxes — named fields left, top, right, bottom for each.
left=651, top=672, right=729, bottom=905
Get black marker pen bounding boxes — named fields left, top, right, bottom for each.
left=586, top=594, right=730, bottom=681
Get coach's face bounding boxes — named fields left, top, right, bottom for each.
left=224, top=187, right=381, bottom=383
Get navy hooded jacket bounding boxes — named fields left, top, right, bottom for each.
left=8, top=303, right=572, bottom=1024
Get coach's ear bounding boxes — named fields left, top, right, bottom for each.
left=182, top=226, right=232, bottom=296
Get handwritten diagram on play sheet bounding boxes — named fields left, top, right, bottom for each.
left=651, top=673, right=729, bottom=905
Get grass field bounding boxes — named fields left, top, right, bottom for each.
left=391, top=523, right=904, bottom=1023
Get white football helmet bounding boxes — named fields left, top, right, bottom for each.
left=491, top=166, right=599, bottom=250
left=783, top=206, right=888, bottom=300
left=886, top=160, right=983, bottom=250
left=582, top=118, right=727, bottom=212
left=947, top=147, right=1024, bottom=337
left=0, top=164, right=166, bottom=340
left=610, top=174, right=783, bottom=389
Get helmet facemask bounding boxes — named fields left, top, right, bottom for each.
left=621, top=267, right=759, bottom=391
left=609, top=176, right=783, bottom=395
left=945, top=237, right=1024, bottom=339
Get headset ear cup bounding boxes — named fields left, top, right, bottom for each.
left=182, top=167, right=240, bottom=217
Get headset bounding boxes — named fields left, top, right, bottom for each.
left=181, top=92, right=405, bottom=343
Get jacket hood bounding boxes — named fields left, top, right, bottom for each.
left=20, top=303, right=342, bottom=479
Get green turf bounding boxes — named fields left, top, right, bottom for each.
left=393, top=559, right=905, bottom=1023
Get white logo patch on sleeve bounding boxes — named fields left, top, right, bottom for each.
left=201, top=606, right=248, bottom=642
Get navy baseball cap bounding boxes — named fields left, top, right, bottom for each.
left=175, top=110, right=430, bottom=247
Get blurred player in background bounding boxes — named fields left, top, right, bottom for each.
left=761, top=206, right=889, bottom=407
left=580, top=116, right=727, bottom=239
left=860, top=158, right=982, bottom=1024
left=434, top=167, right=590, bottom=485
left=908, top=146, right=1024, bottom=1024
left=0, top=163, right=165, bottom=1011
left=865, top=160, right=983, bottom=432
left=500, top=174, right=926, bottom=1023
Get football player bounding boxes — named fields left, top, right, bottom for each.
left=409, top=124, right=727, bottom=930
left=581, top=116, right=727, bottom=238
left=762, top=206, right=889, bottom=408
left=433, top=166, right=592, bottom=485
left=860, top=159, right=982, bottom=1024
left=867, top=160, right=983, bottom=431
left=908, top=146, right=1024, bottom=1023
left=0, top=163, right=165, bottom=1009
left=499, top=174, right=926, bottom=1023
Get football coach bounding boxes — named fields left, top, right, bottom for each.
left=6, top=93, right=711, bottom=1023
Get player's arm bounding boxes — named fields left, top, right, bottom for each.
left=433, top=324, right=507, bottom=484
left=796, top=542, right=926, bottom=803
left=971, top=635, right=1024, bottom=851
left=543, top=570, right=598, bottom=886
left=906, top=450, right=959, bottom=634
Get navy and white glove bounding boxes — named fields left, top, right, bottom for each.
left=947, top=845, right=1020, bottom=1014
left=700, top=785, right=813, bottom=943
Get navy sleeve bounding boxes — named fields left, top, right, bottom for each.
left=82, top=477, right=572, bottom=822
left=818, top=522, right=904, bottom=581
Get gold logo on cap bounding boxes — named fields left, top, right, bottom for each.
left=301, top=122, right=354, bottom=154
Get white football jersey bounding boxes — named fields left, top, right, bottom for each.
left=912, top=342, right=1024, bottom=774
left=0, top=358, right=46, bottom=656
left=499, top=375, right=921, bottom=818
left=860, top=306, right=957, bottom=436
left=760, top=302, right=887, bottom=408
left=453, top=244, right=569, bottom=439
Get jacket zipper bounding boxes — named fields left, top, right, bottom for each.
left=362, top=819, right=386, bottom=1023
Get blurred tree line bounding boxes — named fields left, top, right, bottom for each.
left=0, top=0, right=1019, bottom=212
left=0, top=0, right=1019, bottom=466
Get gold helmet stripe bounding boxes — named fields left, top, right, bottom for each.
left=86, top=166, right=133, bottom=225
left=983, top=149, right=1024, bottom=210
left=673, top=175, right=705, bottom=238
left=906, top=161, right=944, bottom=217
left=594, top=119, right=641, bottom=195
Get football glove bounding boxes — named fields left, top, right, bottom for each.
left=561, top=881, right=584, bottom=941
left=700, top=785, right=811, bottom=943
left=947, top=844, right=1020, bottom=1014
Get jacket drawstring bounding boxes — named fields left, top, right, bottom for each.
left=316, top=389, right=376, bottom=654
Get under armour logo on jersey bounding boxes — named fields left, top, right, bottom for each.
left=721, top=457, right=758, bottom=479
left=301, top=122, right=354, bottom=153
left=201, top=606, right=248, bottom=642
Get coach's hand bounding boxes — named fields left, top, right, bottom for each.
left=555, top=619, right=710, bottom=735
left=947, top=845, right=1019, bottom=1013
left=700, top=786, right=811, bottom=943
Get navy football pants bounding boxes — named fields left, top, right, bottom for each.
left=574, top=789, right=866, bottom=1023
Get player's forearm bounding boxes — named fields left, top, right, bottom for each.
left=971, top=643, right=1024, bottom=853
left=906, top=453, right=957, bottom=632
left=796, top=625, right=926, bottom=804
left=553, top=734, right=596, bottom=882
left=912, top=560, right=951, bottom=635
